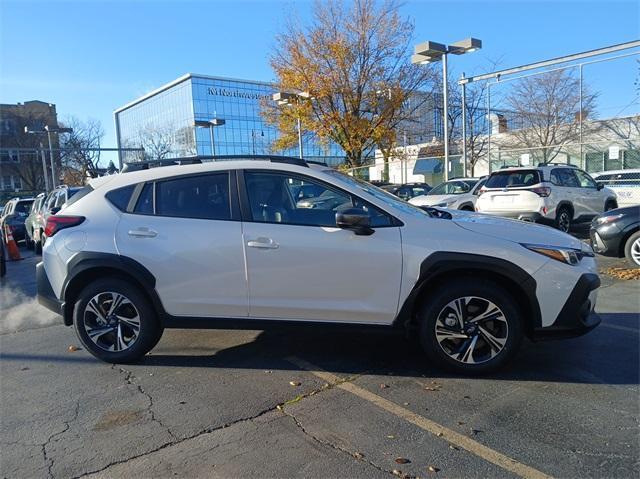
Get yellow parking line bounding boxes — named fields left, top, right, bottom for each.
left=287, top=356, right=553, bottom=479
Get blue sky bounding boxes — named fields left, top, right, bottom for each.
left=1, top=0, right=638, bottom=165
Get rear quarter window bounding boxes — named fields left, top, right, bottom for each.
left=485, top=170, right=542, bottom=188
left=105, top=185, right=135, bottom=212
left=65, top=185, right=94, bottom=208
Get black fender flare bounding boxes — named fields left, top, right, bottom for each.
left=393, top=252, right=542, bottom=334
left=555, top=201, right=574, bottom=218
left=61, top=252, right=165, bottom=326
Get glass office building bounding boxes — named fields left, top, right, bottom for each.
left=114, top=74, right=345, bottom=166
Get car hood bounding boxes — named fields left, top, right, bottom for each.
left=410, top=194, right=459, bottom=206
left=449, top=210, right=582, bottom=249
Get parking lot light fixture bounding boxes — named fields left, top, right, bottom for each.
left=194, top=118, right=225, bottom=156
left=25, top=125, right=73, bottom=189
left=273, top=91, right=309, bottom=159
left=412, top=37, right=482, bottom=181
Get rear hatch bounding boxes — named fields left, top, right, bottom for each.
left=477, top=169, right=545, bottom=212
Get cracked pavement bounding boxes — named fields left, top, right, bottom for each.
left=1, top=252, right=639, bottom=478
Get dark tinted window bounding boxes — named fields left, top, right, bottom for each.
left=66, top=185, right=94, bottom=208
left=14, top=201, right=33, bottom=215
left=156, top=173, right=230, bottom=220
left=485, top=170, right=541, bottom=188
left=106, top=185, right=135, bottom=212
left=245, top=171, right=392, bottom=227
left=134, top=183, right=154, bottom=214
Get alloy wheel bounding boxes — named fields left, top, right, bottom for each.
left=434, top=296, right=509, bottom=365
left=558, top=212, right=570, bottom=232
left=631, top=238, right=640, bottom=267
left=83, top=292, right=141, bottom=352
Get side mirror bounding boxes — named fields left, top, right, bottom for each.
left=336, top=208, right=374, bottom=236
left=596, top=183, right=604, bottom=190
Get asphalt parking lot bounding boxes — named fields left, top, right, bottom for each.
left=1, top=243, right=638, bottom=479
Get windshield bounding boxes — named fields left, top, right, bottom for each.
left=485, top=170, right=542, bottom=188
left=324, top=170, right=431, bottom=218
left=428, top=180, right=478, bottom=196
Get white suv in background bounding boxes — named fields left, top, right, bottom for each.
left=408, top=177, right=487, bottom=211
left=476, top=165, right=617, bottom=232
left=38, top=157, right=601, bottom=374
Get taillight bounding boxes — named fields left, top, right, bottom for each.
left=529, top=187, right=551, bottom=197
left=44, top=215, right=85, bottom=237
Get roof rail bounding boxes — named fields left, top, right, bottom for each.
left=121, top=154, right=321, bottom=173
left=537, top=162, right=577, bottom=168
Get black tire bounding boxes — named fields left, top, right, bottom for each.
left=605, top=200, right=618, bottom=212
left=34, top=231, right=43, bottom=255
left=555, top=206, right=572, bottom=233
left=459, top=205, right=475, bottom=212
left=25, top=233, right=33, bottom=250
left=624, top=231, right=640, bottom=269
left=73, top=278, right=163, bottom=363
left=417, top=278, right=523, bottom=374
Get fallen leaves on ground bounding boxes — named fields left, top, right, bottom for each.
left=602, top=267, right=640, bottom=280
left=353, top=452, right=364, bottom=459
left=428, top=465, right=440, bottom=473
left=289, top=381, right=301, bottom=386
left=67, top=345, right=80, bottom=352
left=395, top=457, right=411, bottom=464
left=380, top=383, right=389, bottom=389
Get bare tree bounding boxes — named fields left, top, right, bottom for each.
left=504, top=69, right=597, bottom=164
left=59, top=117, right=104, bottom=185
left=269, top=0, right=433, bottom=168
left=138, top=124, right=174, bottom=161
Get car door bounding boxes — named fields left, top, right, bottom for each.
left=115, top=171, right=248, bottom=318
left=241, top=170, right=403, bottom=325
left=573, top=169, right=603, bottom=215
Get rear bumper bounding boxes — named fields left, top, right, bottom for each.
left=478, top=210, right=549, bottom=223
left=36, top=262, right=64, bottom=318
left=531, top=273, right=601, bottom=340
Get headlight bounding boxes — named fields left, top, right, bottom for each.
left=522, top=243, right=593, bottom=265
left=594, top=213, right=623, bottom=226
left=434, top=200, right=454, bottom=208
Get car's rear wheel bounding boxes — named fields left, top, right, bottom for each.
left=418, top=279, right=523, bottom=374
left=73, top=279, right=163, bottom=363
left=605, top=200, right=618, bottom=212
left=555, top=207, right=572, bottom=233
left=624, top=231, right=640, bottom=269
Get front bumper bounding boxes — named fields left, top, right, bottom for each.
left=532, top=273, right=601, bottom=340
left=36, top=262, right=64, bottom=317
left=589, top=224, right=622, bottom=257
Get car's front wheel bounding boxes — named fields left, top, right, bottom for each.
left=418, top=279, right=523, bottom=374
left=624, top=231, right=640, bottom=269
left=555, top=206, right=572, bottom=233
left=73, top=279, right=163, bottom=363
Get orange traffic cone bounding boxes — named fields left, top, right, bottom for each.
left=3, top=224, right=22, bottom=261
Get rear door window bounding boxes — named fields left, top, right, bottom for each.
left=155, top=173, right=231, bottom=220
left=485, top=170, right=542, bottom=188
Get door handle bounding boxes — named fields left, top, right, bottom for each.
left=128, top=228, right=157, bottom=238
left=247, top=237, right=279, bottom=249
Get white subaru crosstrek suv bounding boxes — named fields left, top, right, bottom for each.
left=37, top=157, right=601, bottom=374
left=476, top=164, right=617, bottom=232
left=409, top=177, right=487, bottom=211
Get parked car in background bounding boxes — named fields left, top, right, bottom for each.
left=38, top=157, right=601, bottom=373
left=33, top=185, right=84, bottom=253
left=590, top=205, right=640, bottom=268
left=0, top=233, right=6, bottom=278
left=24, top=192, right=46, bottom=250
left=476, top=164, right=617, bottom=232
left=382, top=182, right=432, bottom=200
left=0, top=197, right=34, bottom=244
left=592, top=169, right=640, bottom=207
left=408, top=177, right=486, bottom=211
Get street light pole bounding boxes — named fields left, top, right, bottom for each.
left=461, top=72, right=467, bottom=178
left=39, top=141, right=50, bottom=193
left=412, top=38, right=482, bottom=181
left=194, top=118, right=225, bottom=157
left=46, top=129, right=56, bottom=188
left=273, top=91, right=310, bottom=159
left=442, top=52, right=450, bottom=180
left=297, top=117, right=304, bottom=159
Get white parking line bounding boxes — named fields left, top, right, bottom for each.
left=287, top=356, right=553, bottom=479
left=600, top=323, right=639, bottom=333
